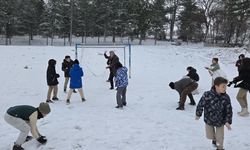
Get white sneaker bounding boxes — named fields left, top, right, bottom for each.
left=238, top=108, right=249, bottom=116
left=237, top=108, right=243, bottom=114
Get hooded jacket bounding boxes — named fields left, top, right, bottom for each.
left=69, top=64, right=84, bottom=89
left=115, top=67, right=128, bottom=88
left=173, top=78, right=194, bottom=95
left=62, top=59, right=74, bottom=77
left=47, top=59, right=59, bottom=86
left=196, top=87, right=233, bottom=127
left=187, top=68, right=199, bottom=82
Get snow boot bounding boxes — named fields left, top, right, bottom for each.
left=82, top=98, right=86, bottom=102
left=176, top=106, right=184, bottom=110
left=123, top=102, right=127, bottom=106
left=52, top=97, right=59, bottom=101
left=189, top=102, right=196, bottom=105
left=66, top=99, right=70, bottom=104
left=115, top=106, right=123, bottom=109
left=237, top=108, right=243, bottom=114
left=212, top=140, right=216, bottom=147
left=46, top=99, right=54, bottom=103
left=12, top=145, right=24, bottom=150
left=25, top=135, right=33, bottom=142
left=238, top=108, right=249, bottom=116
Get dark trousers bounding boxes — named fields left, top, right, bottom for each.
left=116, top=87, right=127, bottom=107
left=108, top=72, right=114, bottom=88
left=179, top=82, right=198, bottom=107
left=188, top=94, right=195, bottom=104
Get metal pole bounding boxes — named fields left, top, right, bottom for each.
left=124, top=47, right=126, bottom=67
left=75, top=44, right=79, bottom=59
left=69, top=0, right=73, bottom=46
left=129, top=44, right=131, bottom=78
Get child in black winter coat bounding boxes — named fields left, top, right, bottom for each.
left=196, top=77, right=233, bottom=150
left=46, top=59, right=60, bottom=103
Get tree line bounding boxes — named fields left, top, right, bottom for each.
left=0, top=0, right=249, bottom=45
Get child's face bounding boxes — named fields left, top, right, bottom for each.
left=212, top=60, right=217, bottom=64
left=215, top=83, right=227, bottom=94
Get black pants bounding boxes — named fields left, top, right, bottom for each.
left=108, top=72, right=114, bottom=88
left=188, top=94, right=195, bottom=104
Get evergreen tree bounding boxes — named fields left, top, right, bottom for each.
left=0, top=0, right=18, bottom=45
left=150, top=0, right=167, bottom=44
left=178, top=0, right=206, bottom=42
left=17, top=0, right=45, bottom=45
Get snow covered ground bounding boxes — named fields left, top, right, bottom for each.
left=0, top=43, right=249, bottom=150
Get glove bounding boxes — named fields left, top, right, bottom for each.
left=37, top=136, right=47, bottom=144
left=227, top=81, right=233, bottom=87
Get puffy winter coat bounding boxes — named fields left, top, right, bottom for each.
left=115, top=67, right=128, bottom=88
left=174, top=78, right=194, bottom=95
left=187, top=68, right=199, bottom=82
left=47, top=59, right=59, bottom=86
left=62, top=59, right=74, bottom=77
left=233, top=68, right=250, bottom=91
left=104, top=53, right=120, bottom=75
left=196, top=87, right=233, bottom=127
left=69, top=64, right=84, bottom=89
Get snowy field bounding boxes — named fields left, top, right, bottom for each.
left=0, top=43, right=250, bottom=150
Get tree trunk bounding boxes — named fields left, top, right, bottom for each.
left=46, top=36, right=48, bottom=45
left=29, top=34, right=31, bottom=45
left=104, top=28, right=106, bottom=43
left=154, top=32, right=157, bottom=45
left=98, top=36, right=100, bottom=44
left=51, top=33, right=54, bottom=46
left=170, top=1, right=178, bottom=41
left=64, top=36, right=66, bottom=46
left=112, top=29, right=115, bottom=43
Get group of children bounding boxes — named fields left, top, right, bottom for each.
left=169, top=54, right=250, bottom=150
left=4, top=51, right=249, bottom=150
left=4, top=51, right=129, bottom=150
left=46, top=56, right=86, bottom=104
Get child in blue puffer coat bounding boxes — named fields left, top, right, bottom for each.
left=66, top=59, right=86, bottom=104
left=115, top=62, right=128, bottom=109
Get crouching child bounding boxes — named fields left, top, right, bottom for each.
left=196, top=77, right=233, bottom=150
left=4, top=102, right=51, bottom=150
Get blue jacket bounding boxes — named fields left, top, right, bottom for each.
left=69, top=64, right=84, bottom=89
left=196, top=87, right=233, bottom=127
left=115, top=67, right=128, bottom=88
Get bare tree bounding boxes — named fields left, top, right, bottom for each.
left=168, top=0, right=180, bottom=41
left=197, top=0, right=219, bottom=41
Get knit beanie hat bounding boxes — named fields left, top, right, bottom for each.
left=169, top=82, right=175, bottom=89
left=74, top=59, right=79, bottom=64
left=38, top=102, right=51, bottom=114
left=65, top=55, right=70, bottom=59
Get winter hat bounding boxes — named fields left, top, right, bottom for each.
left=65, top=55, right=70, bottom=59
left=169, top=82, right=175, bottom=89
left=48, top=59, right=56, bottom=66
left=74, top=59, right=79, bottom=64
left=38, top=102, right=51, bottom=114
left=239, top=54, right=245, bottom=59
left=115, top=62, right=123, bottom=70
left=186, top=66, right=193, bottom=71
